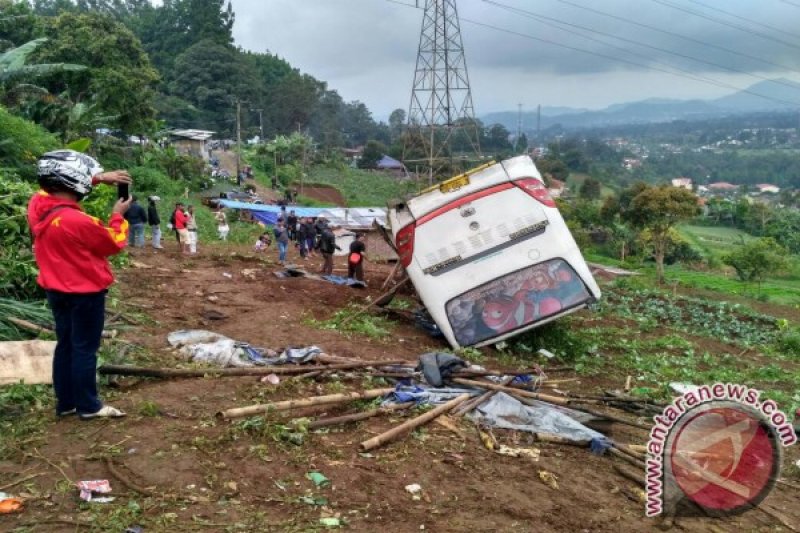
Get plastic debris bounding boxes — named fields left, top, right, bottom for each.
left=496, top=445, right=540, bottom=460
left=537, top=349, right=556, bottom=359
left=306, top=472, right=330, bottom=488
left=260, top=373, right=280, bottom=385
left=0, top=493, right=23, bottom=514
left=538, top=470, right=559, bottom=490
left=405, top=483, right=422, bottom=500
left=124, top=526, right=144, bottom=533
left=669, top=382, right=699, bottom=395
left=319, top=517, right=341, bottom=528
left=222, top=272, right=233, bottom=279
left=76, top=480, right=112, bottom=502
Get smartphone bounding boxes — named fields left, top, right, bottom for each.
left=117, top=183, right=130, bottom=201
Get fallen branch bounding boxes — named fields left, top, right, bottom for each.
left=0, top=472, right=43, bottom=491
left=568, top=404, right=652, bottom=430
left=451, top=377, right=570, bottom=406
left=340, top=276, right=409, bottom=326
left=99, top=360, right=407, bottom=379
left=104, top=457, right=153, bottom=496
left=219, top=388, right=395, bottom=419
left=31, top=448, right=72, bottom=485
left=7, top=317, right=52, bottom=335
left=613, top=463, right=644, bottom=487
left=453, top=376, right=515, bottom=417
left=304, top=402, right=415, bottom=429
left=359, top=394, right=471, bottom=452
left=608, top=447, right=647, bottom=470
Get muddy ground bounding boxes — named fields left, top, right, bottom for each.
left=0, top=241, right=797, bottom=532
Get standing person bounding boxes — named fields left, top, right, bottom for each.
left=186, top=205, right=198, bottom=254
left=147, top=196, right=163, bottom=250
left=273, top=221, right=289, bottom=264
left=124, top=195, right=147, bottom=248
left=303, top=217, right=316, bottom=258
left=27, top=149, right=131, bottom=419
left=295, top=216, right=308, bottom=259
left=215, top=207, right=229, bottom=241
left=173, top=202, right=189, bottom=254
left=348, top=233, right=367, bottom=282
left=287, top=210, right=298, bottom=241
left=319, top=223, right=340, bottom=275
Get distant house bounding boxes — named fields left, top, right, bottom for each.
left=548, top=178, right=566, bottom=198
left=622, top=158, right=642, bottom=170
left=755, top=183, right=780, bottom=194
left=707, top=182, right=739, bottom=192
left=376, top=155, right=407, bottom=178
left=671, top=177, right=693, bottom=190
left=341, top=146, right=363, bottom=159
left=167, top=129, right=215, bottom=160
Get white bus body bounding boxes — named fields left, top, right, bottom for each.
left=388, top=155, right=601, bottom=349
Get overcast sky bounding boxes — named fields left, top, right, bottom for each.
left=230, top=0, right=800, bottom=120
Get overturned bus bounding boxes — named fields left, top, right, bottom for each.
left=388, top=156, right=601, bottom=349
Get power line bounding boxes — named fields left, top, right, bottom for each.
left=650, top=0, right=800, bottom=52
left=778, top=0, right=800, bottom=8
left=549, top=0, right=800, bottom=77
left=381, top=0, right=800, bottom=108
left=685, top=0, right=800, bottom=41
left=483, top=0, right=800, bottom=91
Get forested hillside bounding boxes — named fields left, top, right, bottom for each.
left=0, top=0, right=388, bottom=147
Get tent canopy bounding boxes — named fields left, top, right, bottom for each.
left=218, top=200, right=386, bottom=229
left=377, top=155, right=405, bottom=170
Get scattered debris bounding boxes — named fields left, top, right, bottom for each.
left=319, top=517, right=341, bottom=528
left=222, top=272, right=233, bottom=279
left=306, top=472, right=330, bottom=488
left=496, top=445, right=540, bottom=460
left=405, top=483, right=422, bottom=500
left=260, top=373, right=280, bottom=385
left=241, top=268, right=258, bottom=280
left=669, top=382, right=699, bottom=395
left=538, top=470, right=559, bottom=490
left=0, top=340, right=56, bottom=385
left=76, top=480, right=112, bottom=502
left=537, top=349, right=556, bottom=359
left=0, top=493, right=23, bottom=514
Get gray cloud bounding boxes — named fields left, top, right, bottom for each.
left=231, top=0, right=800, bottom=117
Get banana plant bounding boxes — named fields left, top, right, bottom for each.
left=0, top=38, right=86, bottom=85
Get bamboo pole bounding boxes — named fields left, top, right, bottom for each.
left=98, top=360, right=406, bottom=379
left=359, top=394, right=471, bottom=452
left=219, top=388, right=395, bottom=419
left=608, top=447, right=647, bottom=470
left=453, top=376, right=515, bottom=417
left=452, top=378, right=570, bottom=406
left=304, top=402, right=415, bottom=429
left=7, top=317, right=52, bottom=335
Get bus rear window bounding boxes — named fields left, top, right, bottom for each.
left=445, top=259, right=592, bottom=346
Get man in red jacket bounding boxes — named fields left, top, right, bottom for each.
left=27, top=150, right=132, bottom=420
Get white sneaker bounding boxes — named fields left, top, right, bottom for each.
left=80, top=405, right=126, bottom=420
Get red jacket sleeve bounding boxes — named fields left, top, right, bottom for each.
left=71, top=212, right=129, bottom=257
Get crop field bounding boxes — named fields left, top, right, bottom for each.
left=305, top=166, right=416, bottom=207
left=677, top=224, right=755, bottom=258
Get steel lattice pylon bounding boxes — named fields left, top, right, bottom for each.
left=403, top=0, right=481, bottom=181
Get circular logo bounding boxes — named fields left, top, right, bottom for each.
left=666, top=401, right=781, bottom=516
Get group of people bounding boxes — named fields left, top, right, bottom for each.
left=255, top=211, right=367, bottom=281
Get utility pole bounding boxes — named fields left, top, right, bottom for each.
left=251, top=108, right=264, bottom=141
left=403, top=0, right=480, bottom=181
left=236, top=99, right=242, bottom=186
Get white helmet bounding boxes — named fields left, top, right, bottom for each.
left=37, top=149, right=103, bottom=199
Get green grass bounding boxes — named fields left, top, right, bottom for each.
left=677, top=224, right=755, bottom=258
left=304, top=165, right=416, bottom=207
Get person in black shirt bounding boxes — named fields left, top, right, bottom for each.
left=124, top=196, right=147, bottom=248
left=348, top=233, right=366, bottom=281
left=287, top=210, right=298, bottom=241
left=318, top=223, right=341, bottom=275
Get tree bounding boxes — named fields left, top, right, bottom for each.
left=723, top=238, right=788, bottom=294
left=388, top=108, right=406, bottom=141
left=624, top=185, right=699, bottom=283
left=579, top=177, right=602, bottom=200
left=0, top=38, right=85, bottom=86
left=358, top=140, right=386, bottom=170
left=34, top=12, right=159, bottom=133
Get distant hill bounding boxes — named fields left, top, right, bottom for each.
left=483, top=79, right=800, bottom=132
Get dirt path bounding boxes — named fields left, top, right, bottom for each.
left=1, top=243, right=797, bottom=532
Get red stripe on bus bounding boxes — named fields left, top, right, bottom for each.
left=416, top=183, right=515, bottom=226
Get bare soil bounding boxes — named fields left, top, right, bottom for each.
left=1, top=242, right=797, bottom=532
left=296, top=185, right=346, bottom=207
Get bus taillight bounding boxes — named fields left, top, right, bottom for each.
left=396, top=223, right=416, bottom=267
left=514, top=178, right=556, bottom=208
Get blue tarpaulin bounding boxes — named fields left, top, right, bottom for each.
left=218, top=200, right=328, bottom=225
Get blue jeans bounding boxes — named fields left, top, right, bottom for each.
left=129, top=223, right=145, bottom=247
left=278, top=241, right=288, bottom=262
left=46, top=290, right=105, bottom=415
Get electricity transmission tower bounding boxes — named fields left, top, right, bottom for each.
left=403, top=0, right=481, bottom=182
